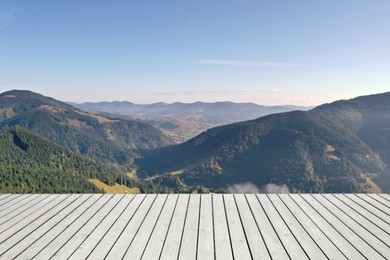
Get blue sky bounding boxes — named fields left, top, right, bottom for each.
left=1, top=0, right=389, bottom=105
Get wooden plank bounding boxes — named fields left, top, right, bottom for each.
left=0, top=194, right=50, bottom=228
left=245, top=194, right=289, bottom=260
left=212, top=194, right=233, bottom=260
left=234, top=194, right=270, bottom=260
left=325, top=194, right=390, bottom=243
left=0, top=194, right=37, bottom=218
left=0, top=194, right=22, bottom=208
left=178, top=194, right=200, bottom=260
left=0, top=194, right=32, bottom=216
left=313, top=194, right=390, bottom=258
left=368, top=194, right=390, bottom=208
left=268, top=194, right=327, bottom=260
left=50, top=194, right=123, bottom=259
left=0, top=194, right=65, bottom=240
left=82, top=194, right=146, bottom=260
left=122, top=194, right=168, bottom=259
left=223, top=194, right=252, bottom=260
left=355, top=194, right=390, bottom=216
left=0, top=194, right=12, bottom=203
left=278, top=194, right=347, bottom=260
left=0, top=194, right=38, bottom=219
left=141, top=194, right=178, bottom=260
left=379, top=194, right=390, bottom=202
left=344, top=194, right=390, bottom=225
left=104, top=194, right=156, bottom=260
left=258, top=195, right=309, bottom=260
left=302, top=194, right=385, bottom=259
left=33, top=194, right=112, bottom=259
left=14, top=194, right=100, bottom=259
left=159, top=194, right=189, bottom=260
left=68, top=194, right=136, bottom=260
left=290, top=194, right=365, bottom=260
left=196, top=194, right=214, bottom=260
left=0, top=194, right=84, bottom=259
left=333, top=194, right=390, bottom=235
left=0, top=194, right=9, bottom=200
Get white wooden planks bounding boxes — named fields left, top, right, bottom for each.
left=0, top=193, right=388, bottom=260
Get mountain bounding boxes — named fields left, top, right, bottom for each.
left=97, top=112, right=214, bottom=143
left=72, top=100, right=311, bottom=125
left=0, top=90, right=174, bottom=165
left=137, top=97, right=390, bottom=193
left=313, top=92, right=390, bottom=189
left=0, top=127, right=173, bottom=193
left=0, top=127, right=107, bottom=193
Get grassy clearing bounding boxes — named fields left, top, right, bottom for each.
left=169, top=170, right=184, bottom=175
left=362, top=175, right=382, bottom=193
left=325, top=144, right=341, bottom=161
left=127, top=169, right=137, bottom=178
left=88, top=179, right=140, bottom=194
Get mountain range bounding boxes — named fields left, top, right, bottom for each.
left=70, top=100, right=310, bottom=125
left=1, top=89, right=390, bottom=193
left=0, top=90, right=173, bottom=166
left=137, top=93, right=390, bottom=193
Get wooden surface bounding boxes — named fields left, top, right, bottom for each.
left=0, top=194, right=389, bottom=259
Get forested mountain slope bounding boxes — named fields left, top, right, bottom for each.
left=0, top=90, right=173, bottom=166
left=138, top=109, right=386, bottom=193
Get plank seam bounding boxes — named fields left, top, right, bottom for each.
left=196, top=194, right=202, bottom=260
left=139, top=195, right=170, bottom=259
left=233, top=194, right=253, bottom=260
left=222, top=194, right=235, bottom=260
left=0, top=194, right=83, bottom=258
left=212, top=194, right=216, bottom=260
left=176, top=194, right=191, bottom=260
left=0, top=194, right=47, bottom=227
left=266, top=195, right=311, bottom=260
left=0, top=195, right=67, bottom=241
left=330, top=194, right=390, bottom=237
left=244, top=195, right=271, bottom=259
left=67, top=194, right=128, bottom=259
left=367, top=194, right=390, bottom=209
left=312, top=195, right=388, bottom=259
left=256, top=195, right=291, bottom=260
left=0, top=194, right=35, bottom=219
left=288, top=194, right=348, bottom=259
left=378, top=194, right=390, bottom=203
left=276, top=194, right=331, bottom=259
left=83, top=194, right=139, bottom=259
left=157, top=194, right=180, bottom=260
left=30, top=194, right=104, bottom=259
left=343, top=195, right=390, bottom=225
left=50, top=194, right=116, bottom=258
left=0, top=194, right=22, bottom=207
left=354, top=195, right=390, bottom=218
left=95, top=194, right=147, bottom=259
left=299, top=194, right=367, bottom=259
left=109, top=194, right=158, bottom=259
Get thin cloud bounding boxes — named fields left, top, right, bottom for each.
left=197, top=59, right=304, bottom=68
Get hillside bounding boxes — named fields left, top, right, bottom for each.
left=98, top=112, right=215, bottom=143
left=312, top=92, right=390, bottom=190
left=137, top=110, right=386, bottom=193
left=72, top=100, right=310, bottom=125
left=0, top=90, right=174, bottom=165
left=0, top=127, right=108, bottom=193
left=0, top=127, right=175, bottom=193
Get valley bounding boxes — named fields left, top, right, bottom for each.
left=1, top=90, right=390, bottom=193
